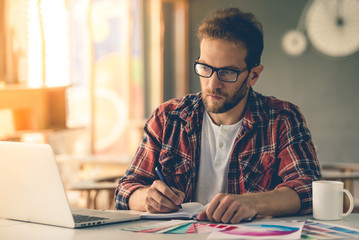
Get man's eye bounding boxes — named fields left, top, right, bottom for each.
left=200, top=65, right=211, bottom=72
left=220, top=70, right=235, bottom=76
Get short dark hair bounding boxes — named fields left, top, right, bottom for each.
left=197, top=8, right=263, bottom=68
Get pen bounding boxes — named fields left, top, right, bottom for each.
left=241, top=214, right=257, bottom=222
left=155, top=166, right=182, bottom=209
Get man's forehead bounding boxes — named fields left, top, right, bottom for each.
left=199, top=38, right=248, bottom=66
left=200, top=38, right=247, bottom=53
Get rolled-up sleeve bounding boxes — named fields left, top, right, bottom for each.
left=114, top=111, right=163, bottom=210
left=275, top=105, right=321, bottom=214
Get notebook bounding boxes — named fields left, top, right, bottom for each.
left=140, top=202, right=207, bottom=220
left=137, top=202, right=257, bottom=222
left=0, top=141, right=140, bottom=228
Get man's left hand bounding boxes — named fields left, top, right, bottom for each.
left=197, top=193, right=257, bottom=224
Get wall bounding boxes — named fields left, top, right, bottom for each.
left=188, top=0, right=359, bottom=164
left=0, top=0, right=5, bottom=82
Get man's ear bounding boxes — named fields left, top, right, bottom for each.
left=248, top=65, right=264, bottom=86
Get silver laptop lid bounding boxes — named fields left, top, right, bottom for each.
left=0, top=141, right=75, bottom=228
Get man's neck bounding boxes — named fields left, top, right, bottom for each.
left=208, top=92, right=248, bottom=126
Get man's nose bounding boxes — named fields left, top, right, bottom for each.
left=207, top=71, right=223, bottom=90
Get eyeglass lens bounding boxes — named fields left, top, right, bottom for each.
left=195, top=63, right=238, bottom=82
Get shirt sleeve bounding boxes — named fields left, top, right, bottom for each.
left=274, top=105, right=321, bottom=214
left=114, top=109, right=163, bottom=210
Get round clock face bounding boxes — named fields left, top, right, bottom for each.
left=305, top=0, right=359, bottom=58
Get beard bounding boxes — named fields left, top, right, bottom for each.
left=202, top=76, right=249, bottom=114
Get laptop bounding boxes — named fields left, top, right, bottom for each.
left=0, top=141, right=140, bottom=228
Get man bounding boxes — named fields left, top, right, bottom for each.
left=115, top=8, right=321, bottom=224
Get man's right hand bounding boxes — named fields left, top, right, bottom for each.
left=129, top=180, right=185, bottom=213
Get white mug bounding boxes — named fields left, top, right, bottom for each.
left=313, top=180, right=354, bottom=220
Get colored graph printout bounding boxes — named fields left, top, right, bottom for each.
left=301, top=220, right=359, bottom=239
left=122, top=219, right=359, bottom=238
left=208, top=221, right=304, bottom=239
left=122, top=220, right=196, bottom=234
left=187, top=223, right=238, bottom=233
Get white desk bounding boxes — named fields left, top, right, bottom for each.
left=1, top=214, right=359, bottom=240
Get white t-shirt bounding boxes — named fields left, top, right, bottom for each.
left=194, top=111, right=243, bottom=205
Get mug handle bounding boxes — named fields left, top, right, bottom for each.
left=342, top=189, right=354, bottom=217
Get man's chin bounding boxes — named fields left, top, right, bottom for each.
left=205, top=101, right=239, bottom=114
left=205, top=105, right=226, bottom=114
left=204, top=101, right=223, bottom=114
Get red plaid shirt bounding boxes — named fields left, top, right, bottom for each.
left=115, top=89, right=321, bottom=214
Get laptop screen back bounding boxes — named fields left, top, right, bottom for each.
left=0, top=141, right=75, bottom=228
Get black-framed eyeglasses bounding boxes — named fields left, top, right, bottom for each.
left=193, top=60, right=248, bottom=83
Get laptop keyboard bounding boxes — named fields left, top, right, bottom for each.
left=73, top=214, right=109, bottom=223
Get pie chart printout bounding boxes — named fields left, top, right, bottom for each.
left=223, top=224, right=300, bottom=237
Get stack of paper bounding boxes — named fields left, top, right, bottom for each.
left=122, top=220, right=305, bottom=238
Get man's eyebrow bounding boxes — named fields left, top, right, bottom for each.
left=221, top=65, right=242, bottom=70
left=198, top=60, right=243, bottom=70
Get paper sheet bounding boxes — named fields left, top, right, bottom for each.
left=301, top=220, right=359, bottom=239
left=121, top=220, right=195, bottom=234
left=122, top=218, right=359, bottom=238
left=139, top=202, right=206, bottom=219
left=207, top=221, right=304, bottom=239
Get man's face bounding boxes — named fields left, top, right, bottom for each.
left=199, top=38, right=250, bottom=114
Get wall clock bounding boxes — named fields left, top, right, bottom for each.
left=305, top=0, right=359, bottom=58
left=282, top=30, right=308, bottom=56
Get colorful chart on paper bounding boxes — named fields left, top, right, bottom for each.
left=223, top=224, right=300, bottom=236
left=207, top=221, right=304, bottom=239
left=301, top=220, right=359, bottom=239
left=121, top=219, right=359, bottom=239
left=122, top=220, right=304, bottom=238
